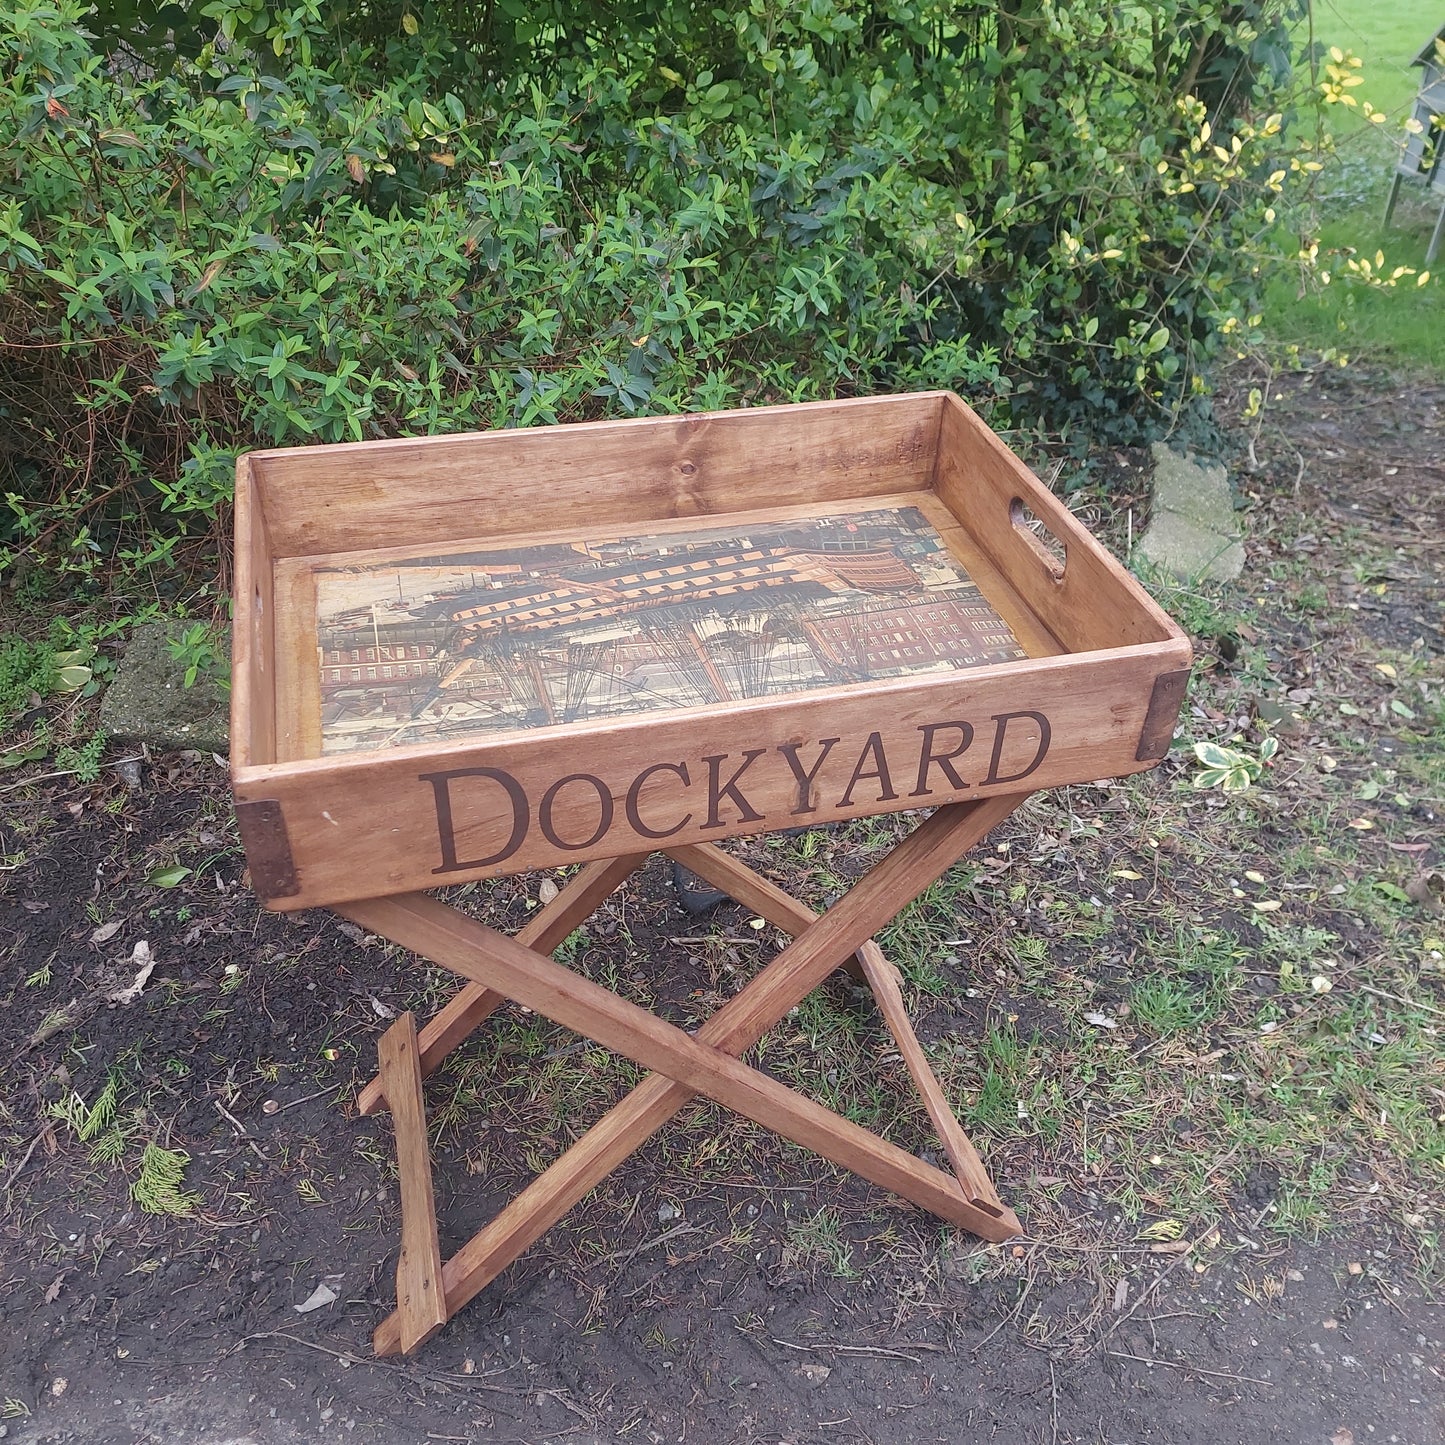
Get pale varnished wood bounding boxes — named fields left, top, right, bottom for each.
left=247, top=395, right=944, bottom=559
left=932, top=394, right=1189, bottom=658
left=854, top=941, right=1005, bottom=1214
left=342, top=890, right=1008, bottom=1244
left=672, top=844, right=1005, bottom=1212
left=234, top=393, right=1191, bottom=908
left=271, top=558, right=322, bottom=764
left=229, top=455, right=276, bottom=768
left=365, top=796, right=1021, bottom=1354
left=910, top=491, right=1064, bottom=660
left=376, top=1013, right=447, bottom=1351
left=356, top=854, right=648, bottom=1115
left=235, top=647, right=1171, bottom=910
left=229, top=392, right=1193, bottom=1355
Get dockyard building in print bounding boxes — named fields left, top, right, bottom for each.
left=314, top=508, right=1027, bottom=754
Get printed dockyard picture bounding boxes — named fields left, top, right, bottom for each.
left=313, top=505, right=1027, bottom=754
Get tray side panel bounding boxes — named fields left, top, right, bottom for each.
left=230, top=455, right=277, bottom=768
left=249, top=395, right=945, bottom=558
left=272, top=559, right=322, bottom=763
left=235, top=650, right=1185, bottom=909
left=933, top=395, right=1187, bottom=656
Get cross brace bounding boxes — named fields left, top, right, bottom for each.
left=341, top=795, right=1026, bottom=1355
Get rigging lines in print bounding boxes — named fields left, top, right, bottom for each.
left=312, top=505, right=1027, bottom=755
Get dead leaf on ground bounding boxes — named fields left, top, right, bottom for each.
left=89, top=920, right=123, bottom=946
left=110, top=941, right=157, bottom=1003
left=294, top=1282, right=338, bottom=1313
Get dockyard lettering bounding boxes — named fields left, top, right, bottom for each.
left=422, top=710, right=1052, bottom=873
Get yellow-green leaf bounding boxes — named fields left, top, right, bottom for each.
left=54, top=665, right=92, bottom=692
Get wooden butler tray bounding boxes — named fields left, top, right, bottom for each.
left=230, top=392, right=1192, bottom=1352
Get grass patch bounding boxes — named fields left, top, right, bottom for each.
left=1262, top=0, right=1445, bottom=369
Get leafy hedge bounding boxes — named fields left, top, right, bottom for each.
left=1, top=0, right=1321, bottom=581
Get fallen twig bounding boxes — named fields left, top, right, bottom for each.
left=1358, top=984, right=1445, bottom=1019
left=1, top=1124, right=53, bottom=1195
left=238, top=1331, right=523, bottom=1393
left=0, top=754, right=146, bottom=793
left=1106, top=1349, right=1272, bottom=1387
left=770, top=1336, right=924, bottom=1364
left=213, top=1099, right=269, bottom=1162
left=606, top=1221, right=703, bottom=1267
left=276, top=1086, right=341, bottom=1113
left=1085, top=1224, right=1213, bottom=1356
left=1049, top=1357, right=1060, bottom=1445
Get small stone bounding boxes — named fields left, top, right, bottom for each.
left=98, top=620, right=230, bottom=756
left=1137, top=444, right=1245, bottom=583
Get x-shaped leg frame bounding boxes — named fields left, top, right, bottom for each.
left=341, top=794, right=1027, bottom=1355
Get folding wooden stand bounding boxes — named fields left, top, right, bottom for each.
left=342, top=796, right=1024, bottom=1354
left=229, top=393, right=1191, bottom=1354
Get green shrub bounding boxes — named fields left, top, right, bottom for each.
left=0, top=0, right=1326, bottom=582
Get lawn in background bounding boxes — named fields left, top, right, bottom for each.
left=1262, top=1, right=1445, bottom=370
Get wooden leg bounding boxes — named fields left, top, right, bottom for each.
left=351, top=794, right=1025, bottom=1354
left=356, top=853, right=648, bottom=1115
left=673, top=842, right=1005, bottom=1214
left=666, top=839, right=868, bottom=980
left=376, top=1014, right=447, bottom=1352
left=854, top=941, right=1004, bottom=1215
left=342, top=893, right=1009, bottom=1230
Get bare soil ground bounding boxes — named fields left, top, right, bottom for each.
left=1, top=363, right=1441, bottom=1445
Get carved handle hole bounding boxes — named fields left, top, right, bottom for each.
left=1009, top=499, right=1067, bottom=582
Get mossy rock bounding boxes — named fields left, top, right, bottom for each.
left=99, top=621, right=229, bottom=756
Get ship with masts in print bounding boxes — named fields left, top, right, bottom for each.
left=312, top=506, right=1026, bottom=755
